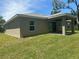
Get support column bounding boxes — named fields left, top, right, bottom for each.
left=62, top=18, right=66, bottom=35
left=71, top=19, right=75, bottom=34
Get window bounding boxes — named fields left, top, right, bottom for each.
left=29, top=21, right=35, bottom=31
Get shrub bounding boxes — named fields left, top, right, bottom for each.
left=0, top=25, right=5, bottom=33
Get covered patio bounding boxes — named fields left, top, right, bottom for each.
left=48, top=14, right=76, bottom=35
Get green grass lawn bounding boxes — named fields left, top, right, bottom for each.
left=0, top=32, right=79, bottom=59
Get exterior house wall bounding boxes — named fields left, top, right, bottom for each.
left=4, top=14, right=76, bottom=38
left=20, top=17, right=49, bottom=37
left=5, top=18, right=21, bottom=38
left=5, top=28, right=20, bottom=38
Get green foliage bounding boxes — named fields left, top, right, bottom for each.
left=66, top=0, right=79, bottom=29
left=51, top=0, right=65, bottom=14
left=0, top=16, right=5, bottom=33
left=0, top=16, right=5, bottom=25
left=68, top=0, right=75, bottom=3
left=0, top=25, right=5, bottom=33
left=0, top=32, right=79, bottom=59
left=51, top=0, right=78, bottom=16
left=66, top=0, right=78, bottom=16
left=51, top=9, right=61, bottom=14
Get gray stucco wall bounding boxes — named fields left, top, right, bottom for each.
left=5, top=18, right=21, bottom=38
left=5, top=28, right=20, bottom=38
left=20, top=17, right=49, bottom=37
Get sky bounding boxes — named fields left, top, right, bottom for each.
left=0, top=0, right=78, bottom=21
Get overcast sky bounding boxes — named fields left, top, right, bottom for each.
left=0, top=0, right=78, bottom=21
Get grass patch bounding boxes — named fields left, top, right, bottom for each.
left=0, top=32, right=79, bottom=59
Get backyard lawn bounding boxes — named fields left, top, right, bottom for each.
left=0, top=32, right=79, bottom=59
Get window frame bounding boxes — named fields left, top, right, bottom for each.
left=29, top=21, right=35, bottom=32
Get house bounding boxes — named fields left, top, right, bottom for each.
left=4, top=13, right=76, bottom=38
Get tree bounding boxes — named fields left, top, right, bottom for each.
left=51, top=0, right=79, bottom=30
left=0, top=16, right=5, bottom=25
left=65, top=0, right=79, bottom=29
left=51, top=0, right=65, bottom=14
left=0, top=16, right=5, bottom=32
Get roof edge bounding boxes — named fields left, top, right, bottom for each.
left=4, top=13, right=77, bottom=25
left=4, top=14, right=19, bottom=25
